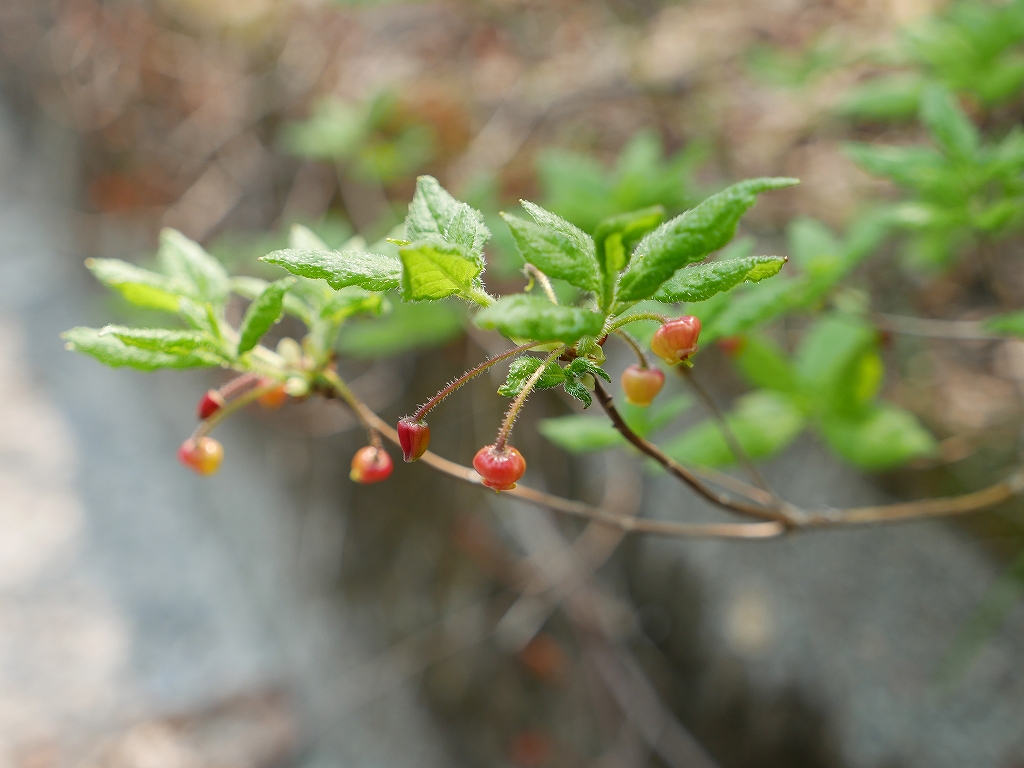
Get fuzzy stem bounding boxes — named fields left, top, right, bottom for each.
left=525, top=264, right=559, bottom=304
left=494, top=347, right=564, bottom=452
left=614, top=329, right=650, bottom=368
left=605, top=311, right=670, bottom=334
left=319, top=368, right=381, bottom=447
left=218, top=372, right=260, bottom=400
left=464, top=287, right=497, bottom=307
left=193, top=380, right=285, bottom=439
left=413, top=343, right=539, bottom=422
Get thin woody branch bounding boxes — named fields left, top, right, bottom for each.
left=319, top=372, right=1024, bottom=540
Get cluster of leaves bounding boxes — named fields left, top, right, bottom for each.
left=840, top=0, right=1024, bottom=121
left=535, top=130, right=706, bottom=233
left=846, top=84, right=1024, bottom=269
left=64, top=227, right=385, bottom=376
left=281, top=90, right=434, bottom=184
left=264, top=173, right=795, bottom=409
left=544, top=222, right=937, bottom=473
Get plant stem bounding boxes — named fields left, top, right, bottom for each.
left=677, top=366, right=779, bottom=503
left=614, top=329, right=649, bottom=368
left=525, top=264, right=559, bottom=304
left=593, top=380, right=792, bottom=523
left=465, top=287, right=497, bottom=307
left=319, top=368, right=381, bottom=446
left=605, top=312, right=670, bottom=334
left=494, top=347, right=563, bottom=452
left=414, top=343, right=538, bottom=422
left=315, top=369, right=1024, bottom=538
left=193, top=380, right=285, bottom=439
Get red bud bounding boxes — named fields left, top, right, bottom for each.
left=196, top=390, right=226, bottom=420
left=397, top=417, right=431, bottom=462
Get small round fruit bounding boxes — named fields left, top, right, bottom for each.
left=620, top=364, right=665, bottom=407
left=196, top=389, right=226, bottom=420
left=650, top=316, right=702, bottom=365
left=257, top=380, right=288, bottom=410
left=473, top=444, right=526, bottom=491
left=397, top=417, right=431, bottom=462
left=177, top=437, right=224, bottom=476
left=349, top=446, right=394, bottom=484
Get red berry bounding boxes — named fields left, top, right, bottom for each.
left=620, top=364, right=665, bottom=407
left=257, top=380, right=288, bottom=410
left=397, top=417, right=431, bottom=462
left=650, top=315, right=701, bottom=364
left=349, top=446, right=393, bottom=484
left=473, top=444, right=526, bottom=491
left=717, top=335, right=747, bottom=357
left=177, top=437, right=224, bottom=476
left=196, top=389, right=226, bottom=420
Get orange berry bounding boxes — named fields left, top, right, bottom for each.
left=620, top=364, right=665, bottom=406
left=177, top=437, right=224, bottom=476
left=650, top=316, right=701, bottom=364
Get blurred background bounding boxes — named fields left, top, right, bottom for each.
left=1, top=0, right=1024, bottom=766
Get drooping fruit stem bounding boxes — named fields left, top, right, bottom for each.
left=413, top=342, right=539, bottom=423
left=193, top=379, right=285, bottom=439
left=614, top=329, right=649, bottom=368
left=319, top=368, right=382, bottom=448
left=494, top=347, right=564, bottom=452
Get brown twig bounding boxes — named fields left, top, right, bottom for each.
left=319, top=373, right=1024, bottom=539
left=593, top=380, right=791, bottom=524
left=677, top=366, right=780, bottom=504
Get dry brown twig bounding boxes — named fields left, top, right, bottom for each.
left=318, top=368, right=1024, bottom=541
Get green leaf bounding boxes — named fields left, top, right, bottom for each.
left=795, top=315, right=878, bottom=414
left=158, top=228, right=230, bottom=306
left=405, top=175, right=490, bottom=256
left=660, top=390, right=807, bottom=467
left=520, top=200, right=595, bottom=259
left=538, top=394, right=691, bottom=453
left=699, top=278, right=801, bottom=342
left=62, top=327, right=222, bottom=370
left=920, top=83, right=979, bottom=160
left=399, top=240, right=483, bottom=302
left=85, top=258, right=189, bottom=313
left=616, top=178, right=799, bottom=302
left=733, top=335, right=799, bottom=393
left=231, top=276, right=311, bottom=324
left=538, top=414, right=625, bottom=453
left=263, top=248, right=402, bottom=292
left=836, top=73, right=924, bottom=121
left=819, top=403, right=937, bottom=469
left=474, top=295, right=605, bottom=343
left=985, top=311, right=1024, bottom=337
left=561, top=357, right=611, bottom=408
left=100, top=325, right=221, bottom=354
left=787, top=217, right=841, bottom=266
left=593, top=206, right=666, bottom=273
left=500, top=210, right=601, bottom=292
left=498, top=356, right=565, bottom=397
left=237, top=277, right=295, bottom=354
left=289, top=223, right=331, bottom=251
left=336, top=299, right=464, bottom=357
left=654, top=255, right=786, bottom=303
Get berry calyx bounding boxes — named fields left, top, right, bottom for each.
left=196, top=389, right=226, bottom=420
left=177, top=436, right=225, bottom=476
left=620, top=364, right=665, bottom=407
left=349, top=446, right=394, bottom=484
left=650, top=316, right=701, bottom=365
left=257, top=380, right=288, bottom=410
left=397, top=417, right=431, bottom=462
left=473, top=444, right=526, bottom=491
